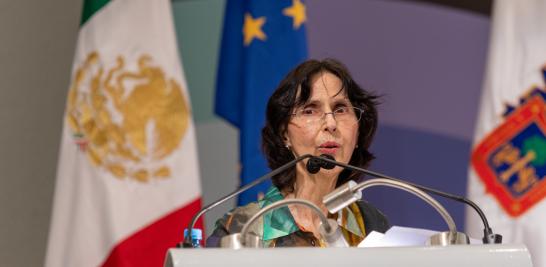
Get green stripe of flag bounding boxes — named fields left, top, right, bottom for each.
left=80, top=0, right=111, bottom=26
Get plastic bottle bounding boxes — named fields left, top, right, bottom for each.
left=184, top=228, right=203, bottom=248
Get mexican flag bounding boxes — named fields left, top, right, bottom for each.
left=45, top=0, right=202, bottom=266
left=467, top=0, right=546, bottom=266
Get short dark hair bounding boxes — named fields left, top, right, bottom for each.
left=262, top=58, right=380, bottom=193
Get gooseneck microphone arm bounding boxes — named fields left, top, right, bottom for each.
left=353, top=179, right=457, bottom=233
left=311, top=155, right=502, bottom=244
left=181, top=154, right=314, bottom=248
left=324, top=178, right=457, bottom=233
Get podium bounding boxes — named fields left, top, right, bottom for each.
left=165, top=244, right=532, bottom=267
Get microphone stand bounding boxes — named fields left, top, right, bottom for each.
left=181, top=154, right=314, bottom=248
left=312, top=155, right=502, bottom=244
left=323, top=178, right=468, bottom=245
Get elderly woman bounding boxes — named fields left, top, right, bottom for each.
left=207, top=58, right=390, bottom=247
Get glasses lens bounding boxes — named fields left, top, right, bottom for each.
left=293, top=107, right=363, bottom=125
left=333, top=107, right=362, bottom=124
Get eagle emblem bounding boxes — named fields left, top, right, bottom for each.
left=66, top=52, right=190, bottom=182
left=472, top=67, right=546, bottom=217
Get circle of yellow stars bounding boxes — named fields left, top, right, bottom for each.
left=243, top=0, right=306, bottom=46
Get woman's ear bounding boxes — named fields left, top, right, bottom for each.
left=283, top=132, right=292, bottom=148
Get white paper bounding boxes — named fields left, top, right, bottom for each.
left=359, top=226, right=480, bottom=247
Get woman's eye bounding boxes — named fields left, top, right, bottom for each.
left=301, top=108, right=318, bottom=116
left=334, top=107, right=350, bottom=114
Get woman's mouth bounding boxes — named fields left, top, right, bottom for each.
left=317, top=141, right=340, bottom=154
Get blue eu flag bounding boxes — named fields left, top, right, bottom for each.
left=215, top=0, right=308, bottom=205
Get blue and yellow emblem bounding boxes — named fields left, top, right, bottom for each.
left=472, top=68, right=546, bottom=217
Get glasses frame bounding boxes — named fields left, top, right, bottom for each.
left=291, top=106, right=364, bottom=125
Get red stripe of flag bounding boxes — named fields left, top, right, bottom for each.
left=101, top=198, right=203, bottom=267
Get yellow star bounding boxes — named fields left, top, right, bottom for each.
left=243, top=13, right=267, bottom=46
left=283, top=0, right=306, bottom=29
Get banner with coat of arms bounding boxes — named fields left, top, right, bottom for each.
left=467, top=1, right=546, bottom=266
left=45, top=0, right=202, bottom=266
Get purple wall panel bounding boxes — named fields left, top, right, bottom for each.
left=306, top=0, right=491, bottom=231
left=307, top=0, right=490, bottom=141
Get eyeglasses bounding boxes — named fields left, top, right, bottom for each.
left=291, top=106, right=364, bottom=125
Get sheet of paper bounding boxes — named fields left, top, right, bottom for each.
left=359, top=226, right=480, bottom=247
left=357, top=231, right=385, bottom=247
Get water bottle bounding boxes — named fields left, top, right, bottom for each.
left=184, top=228, right=203, bottom=248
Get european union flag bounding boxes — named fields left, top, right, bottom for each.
left=215, top=0, right=308, bottom=205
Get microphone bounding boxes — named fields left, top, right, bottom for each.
left=306, top=154, right=335, bottom=173
left=310, top=154, right=502, bottom=244
left=181, top=154, right=314, bottom=248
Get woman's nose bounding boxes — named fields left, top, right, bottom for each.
left=323, top=112, right=337, bottom=132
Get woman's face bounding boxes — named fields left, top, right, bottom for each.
left=285, top=71, right=359, bottom=172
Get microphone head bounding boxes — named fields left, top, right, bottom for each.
left=306, top=157, right=322, bottom=174
left=319, top=154, right=336, bottom=170
left=306, top=154, right=336, bottom=174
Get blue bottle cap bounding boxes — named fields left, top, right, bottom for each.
left=184, top=228, right=203, bottom=240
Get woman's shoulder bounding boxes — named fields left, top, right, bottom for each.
left=206, top=202, right=262, bottom=247
left=356, top=200, right=391, bottom=234
left=206, top=186, right=284, bottom=247
left=219, top=202, right=262, bottom=232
